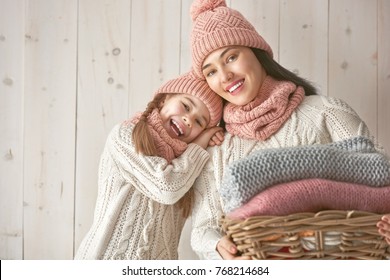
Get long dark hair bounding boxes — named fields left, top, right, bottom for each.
left=251, top=48, right=318, bottom=96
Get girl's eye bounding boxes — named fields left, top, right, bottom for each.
left=196, top=119, right=204, bottom=128
left=182, top=102, right=190, bottom=111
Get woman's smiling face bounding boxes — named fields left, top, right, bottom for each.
left=202, top=46, right=267, bottom=106
left=159, top=93, right=210, bottom=143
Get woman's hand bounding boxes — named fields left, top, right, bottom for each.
left=377, top=215, right=390, bottom=244
left=217, top=236, right=251, bottom=260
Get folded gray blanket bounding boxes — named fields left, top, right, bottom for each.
left=220, top=136, right=390, bottom=213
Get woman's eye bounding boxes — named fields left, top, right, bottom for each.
left=205, top=69, right=216, bottom=78
left=227, top=54, right=237, bottom=63
left=196, top=119, right=204, bottom=127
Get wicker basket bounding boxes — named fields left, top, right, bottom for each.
left=220, top=210, right=390, bottom=260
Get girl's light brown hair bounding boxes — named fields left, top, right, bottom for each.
left=132, top=93, right=166, bottom=156
left=132, top=92, right=194, bottom=218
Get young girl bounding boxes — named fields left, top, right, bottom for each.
left=188, top=0, right=389, bottom=259
left=75, top=71, right=223, bottom=259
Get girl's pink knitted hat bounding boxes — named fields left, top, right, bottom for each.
left=190, top=0, right=273, bottom=78
left=155, top=70, right=223, bottom=127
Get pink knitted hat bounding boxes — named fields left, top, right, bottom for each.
left=190, top=0, right=273, bottom=78
left=155, top=70, right=223, bottom=127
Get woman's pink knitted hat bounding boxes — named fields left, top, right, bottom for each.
left=155, top=70, right=223, bottom=127
left=190, top=0, right=273, bottom=78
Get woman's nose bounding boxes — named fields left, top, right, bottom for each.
left=221, top=69, right=233, bottom=83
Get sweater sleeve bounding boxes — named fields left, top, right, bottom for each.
left=107, top=123, right=210, bottom=205
left=190, top=153, right=225, bottom=260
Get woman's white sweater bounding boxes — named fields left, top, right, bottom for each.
left=75, top=123, right=210, bottom=259
left=190, top=95, right=376, bottom=259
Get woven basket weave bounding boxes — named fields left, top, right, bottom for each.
left=220, top=210, right=390, bottom=260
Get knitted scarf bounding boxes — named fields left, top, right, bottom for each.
left=223, top=76, right=305, bottom=140
left=220, top=136, right=390, bottom=213
left=131, top=109, right=187, bottom=163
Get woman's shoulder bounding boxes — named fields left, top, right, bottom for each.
left=296, top=95, right=370, bottom=140
left=301, top=95, right=358, bottom=114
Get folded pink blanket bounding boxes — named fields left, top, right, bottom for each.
left=227, top=178, right=390, bottom=220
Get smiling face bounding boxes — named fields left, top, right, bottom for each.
left=201, top=46, right=267, bottom=106
left=159, top=93, right=210, bottom=143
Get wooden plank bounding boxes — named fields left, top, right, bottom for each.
left=329, top=0, right=378, bottom=135
left=177, top=0, right=197, bottom=260
left=0, top=0, right=25, bottom=260
left=378, top=0, right=390, bottom=153
left=23, top=0, right=77, bottom=259
left=279, top=0, right=328, bottom=95
left=129, top=0, right=182, bottom=116
left=180, top=0, right=193, bottom=72
left=74, top=0, right=131, bottom=253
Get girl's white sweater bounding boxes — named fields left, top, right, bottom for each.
left=75, top=123, right=209, bottom=259
left=191, top=95, right=376, bottom=259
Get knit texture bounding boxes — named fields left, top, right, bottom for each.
left=220, top=136, right=390, bottom=213
left=190, top=0, right=273, bottom=78
left=131, top=109, right=187, bottom=163
left=75, top=122, right=210, bottom=260
left=228, top=179, right=390, bottom=220
left=155, top=70, right=223, bottom=127
left=190, top=95, right=377, bottom=259
left=224, top=76, right=305, bottom=140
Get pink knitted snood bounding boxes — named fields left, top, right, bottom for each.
left=223, top=76, right=305, bottom=140
left=131, top=109, right=187, bottom=163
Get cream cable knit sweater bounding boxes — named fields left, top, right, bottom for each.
left=190, top=95, right=379, bottom=260
left=75, top=122, right=210, bottom=260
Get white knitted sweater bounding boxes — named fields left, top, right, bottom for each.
left=190, top=95, right=375, bottom=259
left=75, top=122, right=210, bottom=259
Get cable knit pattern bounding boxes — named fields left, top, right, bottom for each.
left=220, top=136, right=390, bottom=213
left=75, top=122, right=210, bottom=259
left=190, top=95, right=383, bottom=260
left=223, top=76, right=305, bottom=140
left=228, top=179, right=390, bottom=220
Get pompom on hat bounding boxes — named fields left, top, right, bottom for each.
left=155, top=70, right=223, bottom=127
left=190, top=0, right=273, bottom=78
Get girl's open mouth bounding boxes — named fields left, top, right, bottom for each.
left=170, top=119, right=184, bottom=136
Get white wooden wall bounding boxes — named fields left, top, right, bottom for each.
left=1, top=0, right=389, bottom=260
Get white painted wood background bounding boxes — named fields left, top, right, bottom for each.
left=1, top=0, right=389, bottom=260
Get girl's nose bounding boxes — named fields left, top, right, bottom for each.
left=182, top=116, right=192, bottom=127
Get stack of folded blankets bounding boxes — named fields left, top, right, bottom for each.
left=220, top=136, right=390, bottom=220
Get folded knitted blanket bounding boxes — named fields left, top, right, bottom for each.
left=220, top=136, right=390, bottom=213
left=227, top=179, right=390, bottom=220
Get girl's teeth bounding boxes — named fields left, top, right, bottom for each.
left=172, top=119, right=183, bottom=135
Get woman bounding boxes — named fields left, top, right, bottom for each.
left=188, top=0, right=388, bottom=260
